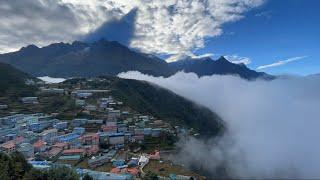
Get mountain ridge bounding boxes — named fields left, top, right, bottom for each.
left=0, top=40, right=274, bottom=80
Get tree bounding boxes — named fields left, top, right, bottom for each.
left=82, top=174, right=93, bottom=180
left=144, top=171, right=159, bottom=180
left=47, top=166, right=79, bottom=180
left=23, top=169, right=48, bottom=180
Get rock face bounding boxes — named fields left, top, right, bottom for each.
left=0, top=40, right=273, bottom=80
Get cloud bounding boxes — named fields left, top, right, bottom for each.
left=225, top=55, right=251, bottom=65
left=0, top=0, right=264, bottom=57
left=257, top=56, right=308, bottom=70
left=119, top=71, right=320, bottom=179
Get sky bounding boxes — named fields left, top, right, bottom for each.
left=0, top=0, right=318, bottom=75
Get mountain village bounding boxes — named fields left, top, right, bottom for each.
left=0, top=78, right=202, bottom=180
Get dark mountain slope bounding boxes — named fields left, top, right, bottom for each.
left=169, top=56, right=274, bottom=80
left=0, top=40, right=273, bottom=80
left=0, top=40, right=173, bottom=77
left=0, top=62, right=37, bottom=96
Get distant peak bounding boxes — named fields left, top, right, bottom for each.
left=20, top=44, right=39, bottom=51
left=216, top=56, right=228, bottom=62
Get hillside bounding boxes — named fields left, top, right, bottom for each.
left=63, top=77, right=224, bottom=135
left=0, top=62, right=37, bottom=96
left=0, top=40, right=273, bottom=80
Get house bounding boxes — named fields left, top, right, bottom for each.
left=151, top=128, right=162, bottom=137
left=102, top=125, right=117, bottom=134
left=88, top=154, right=110, bottom=168
left=85, top=145, right=99, bottom=156
left=76, top=92, right=93, bottom=99
left=112, top=159, right=125, bottom=167
left=40, top=129, right=58, bottom=144
left=40, top=88, right=64, bottom=94
left=138, top=155, right=149, bottom=168
left=143, top=128, right=152, bottom=136
left=148, top=150, right=160, bottom=160
left=54, top=122, right=68, bottom=131
left=72, top=119, right=88, bottom=127
left=45, top=147, right=62, bottom=159
left=62, top=148, right=85, bottom=156
left=56, top=133, right=80, bottom=143
left=107, top=110, right=121, bottom=121
left=80, top=133, right=99, bottom=145
left=85, top=105, right=97, bottom=111
left=52, top=142, right=68, bottom=150
left=0, top=141, right=16, bottom=153
left=108, top=133, right=125, bottom=145
left=117, top=124, right=127, bottom=133
left=75, top=99, right=86, bottom=106
left=0, top=104, right=8, bottom=109
left=73, top=127, right=85, bottom=135
left=17, top=143, right=34, bottom=159
left=21, top=97, right=38, bottom=104
left=33, top=140, right=47, bottom=153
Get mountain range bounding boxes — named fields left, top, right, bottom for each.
left=0, top=39, right=273, bottom=80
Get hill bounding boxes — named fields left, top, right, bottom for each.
left=0, top=40, right=272, bottom=80
left=63, top=76, right=224, bottom=135
left=0, top=62, right=37, bottom=96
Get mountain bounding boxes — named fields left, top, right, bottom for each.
left=63, top=76, right=224, bottom=135
left=0, top=62, right=37, bottom=96
left=0, top=39, right=173, bottom=77
left=0, top=40, right=273, bottom=80
left=169, top=56, right=274, bottom=80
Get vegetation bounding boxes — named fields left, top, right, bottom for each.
left=0, top=62, right=37, bottom=97
left=144, top=171, right=159, bottom=180
left=0, top=152, right=80, bottom=180
left=110, top=78, right=224, bottom=135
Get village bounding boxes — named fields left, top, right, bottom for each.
left=0, top=78, right=202, bottom=180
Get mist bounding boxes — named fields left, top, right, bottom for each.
left=118, top=71, right=320, bottom=179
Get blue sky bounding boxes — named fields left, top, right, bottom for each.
left=197, top=0, right=320, bottom=75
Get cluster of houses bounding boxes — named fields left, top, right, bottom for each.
left=0, top=80, right=195, bottom=179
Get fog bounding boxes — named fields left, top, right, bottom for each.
left=119, top=71, right=320, bottom=179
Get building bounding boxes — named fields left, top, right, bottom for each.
left=75, top=99, right=86, bottom=106
left=108, top=133, right=125, bottom=145
left=40, top=129, right=58, bottom=144
left=40, top=88, right=64, bottom=94
left=73, top=127, right=85, bottom=135
left=88, top=155, right=110, bottom=168
left=56, top=133, right=80, bottom=143
left=33, top=140, right=47, bottom=153
left=107, top=110, right=121, bottom=121
left=75, top=92, right=93, bottom=99
left=21, top=97, right=38, bottom=104
left=62, top=148, right=85, bottom=157
left=17, top=143, right=34, bottom=159
left=138, top=155, right=149, bottom=168
left=54, top=122, right=68, bottom=130
left=80, top=133, right=99, bottom=145
left=0, top=141, right=16, bottom=153
left=151, top=128, right=162, bottom=137
left=85, top=105, right=97, bottom=111
left=72, top=119, right=88, bottom=127
left=0, top=104, right=8, bottom=109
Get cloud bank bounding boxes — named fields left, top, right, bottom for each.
left=119, top=71, right=320, bottom=179
left=0, top=0, right=264, bottom=59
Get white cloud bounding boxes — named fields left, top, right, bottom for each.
left=257, top=56, right=308, bottom=70
left=118, top=71, right=320, bottom=179
left=225, top=55, right=251, bottom=65
left=0, top=0, right=264, bottom=57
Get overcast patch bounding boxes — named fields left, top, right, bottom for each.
left=119, top=71, right=320, bottom=179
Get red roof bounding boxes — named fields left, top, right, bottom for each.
left=110, top=168, right=121, bottom=173
left=53, top=142, right=68, bottom=148
left=1, top=141, right=15, bottom=149
left=125, top=168, right=139, bottom=176
left=33, top=140, right=46, bottom=148
left=63, top=148, right=85, bottom=154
